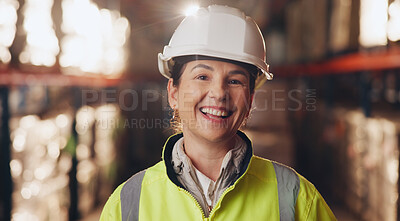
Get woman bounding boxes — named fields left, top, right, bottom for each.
left=101, top=5, right=336, bottom=220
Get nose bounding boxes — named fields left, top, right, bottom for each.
left=209, top=79, right=228, bottom=102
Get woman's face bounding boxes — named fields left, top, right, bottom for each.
left=168, top=59, right=253, bottom=143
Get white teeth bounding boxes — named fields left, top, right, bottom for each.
left=200, top=108, right=228, bottom=117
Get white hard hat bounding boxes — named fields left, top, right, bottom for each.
left=158, top=5, right=273, bottom=89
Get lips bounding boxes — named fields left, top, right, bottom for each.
left=199, top=107, right=232, bottom=118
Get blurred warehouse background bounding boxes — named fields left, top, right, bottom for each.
left=0, top=0, right=399, bottom=220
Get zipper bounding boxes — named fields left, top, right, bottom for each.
left=178, top=187, right=206, bottom=219
left=207, top=157, right=253, bottom=218
left=178, top=179, right=239, bottom=220
left=207, top=185, right=235, bottom=218
left=175, top=157, right=254, bottom=219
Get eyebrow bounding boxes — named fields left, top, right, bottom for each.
left=229, top=70, right=249, bottom=79
left=191, top=64, right=214, bottom=72
left=191, top=64, right=249, bottom=79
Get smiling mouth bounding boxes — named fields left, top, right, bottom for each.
left=199, top=107, right=232, bottom=119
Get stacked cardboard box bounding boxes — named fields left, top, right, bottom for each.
left=10, top=113, right=73, bottom=221
left=285, top=0, right=362, bottom=63
left=292, top=106, right=399, bottom=220
left=9, top=104, right=120, bottom=220
left=337, top=110, right=399, bottom=220
left=286, top=0, right=328, bottom=63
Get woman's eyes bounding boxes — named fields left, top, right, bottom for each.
left=194, top=75, right=246, bottom=86
left=228, top=79, right=243, bottom=85
left=195, top=75, right=208, bottom=80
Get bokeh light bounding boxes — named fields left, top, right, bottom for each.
left=359, top=0, right=388, bottom=47
left=0, top=0, right=18, bottom=64
left=19, top=0, right=59, bottom=67
left=184, top=4, right=200, bottom=16
left=60, top=0, right=130, bottom=76
left=388, top=0, right=400, bottom=42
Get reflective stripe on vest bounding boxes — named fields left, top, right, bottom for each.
left=120, top=164, right=300, bottom=221
left=272, top=162, right=300, bottom=221
left=120, top=170, right=146, bottom=221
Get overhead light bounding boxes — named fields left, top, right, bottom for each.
left=388, top=0, right=400, bottom=42
left=359, top=0, right=388, bottom=47
left=184, top=4, right=200, bottom=16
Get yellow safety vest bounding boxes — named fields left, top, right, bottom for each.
left=100, top=132, right=337, bottom=221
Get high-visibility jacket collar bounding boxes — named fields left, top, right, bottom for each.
left=162, top=130, right=254, bottom=190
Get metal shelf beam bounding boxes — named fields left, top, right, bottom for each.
left=272, top=47, right=400, bottom=77
left=0, top=70, right=121, bottom=87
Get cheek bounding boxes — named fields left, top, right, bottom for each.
left=177, top=86, right=203, bottom=111
left=232, top=91, right=251, bottom=110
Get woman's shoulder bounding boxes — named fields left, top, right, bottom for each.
left=247, top=156, right=299, bottom=184
left=248, top=156, right=315, bottom=187
left=125, top=161, right=167, bottom=186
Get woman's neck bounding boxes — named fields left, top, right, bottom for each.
left=182, top=132, right=236, bottom=181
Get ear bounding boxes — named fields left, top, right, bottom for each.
left=167, top=79, right=178, bottom=109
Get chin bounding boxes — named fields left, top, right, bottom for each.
left=197, top=127, right=237, bottom=143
